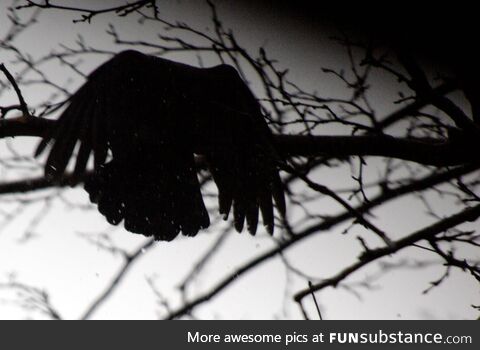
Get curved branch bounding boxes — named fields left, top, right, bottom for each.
left=16, top=0, right=158, bottom=23
left=79, top=239, right=155, bottom=320
left=1, top=116, right=475, bottom=167
left=0, top=64, right=31, bottom=118
left=294, top=204, right=480, bottom=303
left=374, top=82, right=456, bottom=130
left=276, top=134, right=472, bottom=166
left=0, top=171, right=89, bottom=195
left=0, top=115, right=53, bottom=138
left=163, top=164, right=480, bottom=319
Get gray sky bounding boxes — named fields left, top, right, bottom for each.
left=0, top=0, right=478, bottom=320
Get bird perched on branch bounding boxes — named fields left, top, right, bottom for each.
left=36, top=50, right=285, bottom=241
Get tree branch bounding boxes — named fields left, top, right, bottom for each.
left=163, top=164, right=479, bottom=319
left=276, top=134, right=473, bottom=166
left=79, top=238, right=155, bottom=320
left=0, top=116, right=476, bottom=168
left=16, top=0, right=158, bottom=23
left=0, top=115, right=53, bottom=138
left=0, top=63, right=31, bottom=118
left=374, top=81, right=456, bottom=130
left=397, top=51, right=480, bottom=136
left=294, top=204, right=480, bottom=303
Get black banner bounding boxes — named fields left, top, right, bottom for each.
left=2, top=321, right=477, bottom=349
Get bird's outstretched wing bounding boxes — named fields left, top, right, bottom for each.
left=35, top=50, right=284, bottom=239
left=35, top=50, right=209, bottom=240
left=186, top=64, right=286, bottom=234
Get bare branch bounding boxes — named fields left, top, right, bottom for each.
left=1, top=115, right=477, bottom=167
left=0, top=63, right=31, bottom=118
left=0, top=279, right=62, bottom=319
left=163, top=164, right=480, bottom=319
left=79, top=239, right=155, bottom=320
left=294, top=204, right=480, bottom=302
left=16, top=0, right=158, bottom=23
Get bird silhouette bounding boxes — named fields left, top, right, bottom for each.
left=35, top=50, right=285, bottom=241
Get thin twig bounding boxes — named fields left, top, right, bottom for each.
left=0, top=63, right=31, bottom=118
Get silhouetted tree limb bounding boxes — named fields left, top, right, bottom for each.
left=80, top=238, right=155, bottom=320
left=294, top=204, right=480, bottom=303
left=396, top=51, right=480, bottom=136
left=163, top=164, right=480, bottom=319
left=0, top=279, right=62, bottom=319
left=373, top=81, right=456, bottom=131
left=0, top=63, right=31, bottom=118
left=15, top=0, right=158, bottom=23
left=0, top=116, right=477, bottom=167
left=0, top=115, right=52, bottom=138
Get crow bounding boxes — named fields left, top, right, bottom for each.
left=35, top=50, right=285, bottom=241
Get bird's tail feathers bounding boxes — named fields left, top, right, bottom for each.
left=84, top=160, right=209, bottom=241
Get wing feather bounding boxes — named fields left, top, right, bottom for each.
left=91, top=94, right=108, bottom=169
left=204, top=106, right=283, bottom=235
left=43, top=90, right=91, bottom=179
left=198, top=65, right=285, bottom=235
left=72, top=99, right=95, bottom=178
